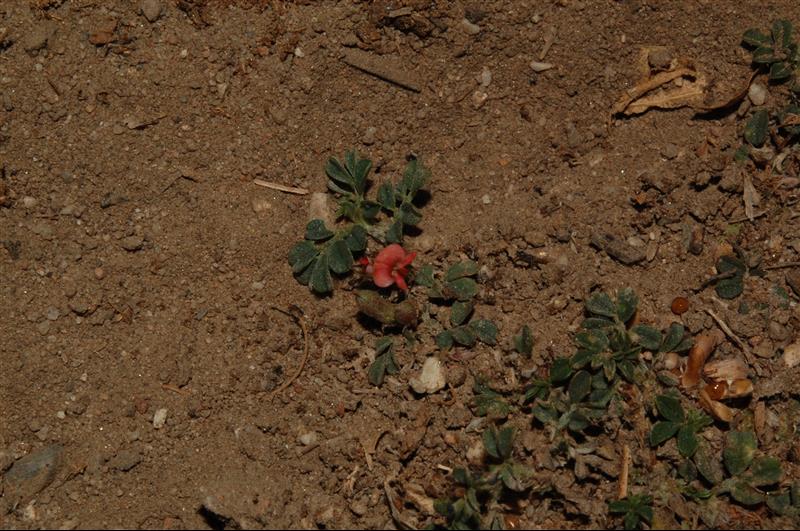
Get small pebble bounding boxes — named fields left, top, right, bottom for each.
left=362, top=126, right=377, bottom=146
left=298, top=431, right=318, bottom=446
left=481, top=194, right=491, bottom=204
left=22, top=196, right=37, bottom=209
left=460, top=18, right=481, bottom=35
left=46, top=307, right=60, bottom=321
left=748, top=82, right=767, bottom=106
left=152, top=408, right=168, bottom=429
left=93, top=267, right=105, bottom=280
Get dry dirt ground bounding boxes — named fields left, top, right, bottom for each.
left=2, top=0, right=800, bottom=529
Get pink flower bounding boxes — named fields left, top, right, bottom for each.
left=359, top=244, right=416, bottom=291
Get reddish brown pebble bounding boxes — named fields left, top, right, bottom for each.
left=94, top=267, right=105, bottom=280
left=671, top=296, right=689, bottom=315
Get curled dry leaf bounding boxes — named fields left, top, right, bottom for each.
left=703, top=378, right=753, bottom=401
left=699, top=387, right=734, bottom=423
left=742, top=173, right=761, bottom=222
left=612, top=59, right=707, bottom=116
left=682, top=330, right=724, bottom=388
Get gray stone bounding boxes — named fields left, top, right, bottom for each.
left=3, top=445, right=64, bottom=508
left=120, top=235, right=144, bottom=252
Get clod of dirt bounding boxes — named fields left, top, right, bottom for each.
left=22, top=24, right=52, bottom=53
left=108, top=450, right=142, bottom=472
left=120, top=235, right=144, bottom=252
left=3, top=444, right=64, bottom=509
left=141, top=0, right=162, bottom=23
left=783, top=341, right=800, bottom=368
left=409, top=357, right=445, bottom=394
left=590, top=233, right=645, bottom=265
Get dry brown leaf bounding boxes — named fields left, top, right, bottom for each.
left=742, top=173, right=761, bottom=221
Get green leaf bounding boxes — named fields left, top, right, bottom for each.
left=661, top=322, right=686, bottom=352
left=571, top=349, right=594, bottom=369
left=616, top=287, right=639, bottom=322
left=514, top=325, right=534, bottom=356
left=377, top=182, right=395, bottom=209
left=362, top=200, right=380, bottom=221
left=766, top=490, right=792, bottom=515
left=368, top=351, right=398, bottom=386
left=398, top=202, right=422, bottom=226
left=581, top=317, right=614, bottom=331
left=752, top=45, right=777, bottom=64
left=305, top=219, right=334, bottom=241
left=414, top=265, right=435, bottom=288
left=649, top=421, right=680, bottom=447
left=748, top=456, right=782, bottom=486
left=446, top=278, right=479, bottom=301
left=353, top=157, right=372, bottom=195
left=375, top=337, right=393, bottom=355
left=566, top=409, right=590, bottom=432
left=744, top=109, right=769, bottom=147
left=717, top=254, right=747, bottom=274
left=451, top=325, right=477, bottom=347
left=344, top=225, right=367, bottom=252
left=497, top=427, right=514, bottom=460
left=617, top=359, right=636, bottom=383
left=716, top=276, right=744, bottom=299
left=524, top=379, right=550, bottom=403
left=473, top=380, right=510, bottom=418
left=450, top=301, right=473, bottom=326
left=309, top=254, right=333, bottom=294
left=568, top=370, right=592, bottom=403
left=499, top=463, right=532, bottom=492
left=608, top=499, right=631, bottom=514
left=585, top=292, right=617, bottom=318
left=772, top=19, right=793, bottom=48
left=445, top=260, right=479, bottom=281
left=730, top=480, right=765, bottom=505
left=385, top=219, right=404, bottom=244
left=532, top=404, right=558, bottom=424
left=631, top=324, right=662, bottom=351
left=398, top=158, right=431, bottom=197
left=724, top=431, right=758, bottom=476
left=295, top=258, right=315, bottom=285
left=471, top=319, right=498, bottom=345
left=482, top=427, right=501, bottom=460
left=694, top=443, right=724, bottom=485
left=677, top=425, right=699, bottom=457
left=575, top=329, right=610, bottom=354
left=327, top=240, right=354, bottom=274
left=549, top=357, right=572, bottom=383
left=325, top=157, right=352, bottom=187
left=436, top=330, right=454, bottom=349
left=288, top=240, right=319, bottom=273
left=655, top=394, right=685, bottom=423
left=770, top=61, right=794, bottom=81
left=742, top=28, right=770, bottom=47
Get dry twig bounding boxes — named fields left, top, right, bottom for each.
left=267, top=305, right=310, bottom=400
left=253, top=178, right=309, bottom=195
left=705, top=308, right=756, bottom=366
left=618, top=444, right=630, bottom=500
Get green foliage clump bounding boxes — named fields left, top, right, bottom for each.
left=289, top=150, right=430, bottom=294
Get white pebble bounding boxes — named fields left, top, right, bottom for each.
left=530, top=61, right=554, bottom=73
left=153, top=408, right=168, bottom=429
left=748, top=82, right=767, bottom=106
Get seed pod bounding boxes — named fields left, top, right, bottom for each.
left=725, top=379, right=753, bottom=398
left=704, top=380, right=727, bottom=401
left=682, top=330, right=724, bottom=388
left=355, top=290, right=418, bottom=327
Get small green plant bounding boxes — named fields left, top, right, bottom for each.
left=434, top=427, right=530, bottom=530
left=513, top=325, right=534, bottom=357
left=716, top=431, right=786, bottom=508
left=742, top=20, right=799, bottom=83
left=367, top=337, right=399, bottom=387
left=415, top=260, right=497, bottom=349
left=473, top=379, right=512, bottom=420
left=649, top=393, right=713, bottom=458
left=738, top=21, right=800, bottom=164
left=289, top=150, right=430, bottom=294
left=608, top=494, right=654, bottom=530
